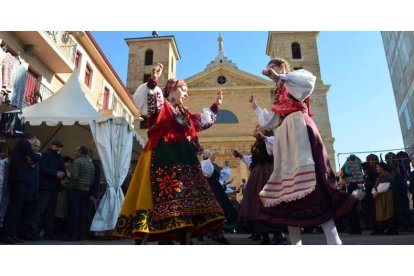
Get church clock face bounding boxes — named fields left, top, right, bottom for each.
left=217, top=75, right=227, bottom=85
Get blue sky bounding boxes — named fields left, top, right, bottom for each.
left=91, top=31, right=404, bottom=171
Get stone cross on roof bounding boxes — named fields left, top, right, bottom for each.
left=206, top=33, right=237, bottom=69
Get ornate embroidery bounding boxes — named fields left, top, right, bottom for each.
left=150, top=162, right=224, bottom=221
left=157, top=172, right=183, bottom=196
left=147, top=90, right=163, bottom=121
left=113, top=209, right=225, bottom=238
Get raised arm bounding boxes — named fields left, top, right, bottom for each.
left=133, top=63, right=164, bottom=120
left=191, top=90, right=223, bottom=132
left=233, top=149, right=252, bottom=168
left=249, top=94, right=281, bottom=130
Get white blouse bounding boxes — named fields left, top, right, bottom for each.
left=133, top=82, right=217, bottom=130
left=201, top=159, right=214, bottom=178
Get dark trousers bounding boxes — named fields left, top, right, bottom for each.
left=68, top=189, right=89, bottom=239
left=19, top=200, right=38, bottom=236
left=2, top=181, right=26, bottom=237
left=347, top=182, right=361, bottom=232
left=396, top=196, right=414, bottom=227
left=363, top=196, right=377, bottom=231
left=86, top=199, right=97, bottom=234
left=31, top=190, right=58, bottom=236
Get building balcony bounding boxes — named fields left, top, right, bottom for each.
left=97, top=92, right=134, bottom=126
left=12, top=31, right=77, bottom=73
left=97, top=91, right=119, bottom=116
left=23, top=74, right=55, bottom=107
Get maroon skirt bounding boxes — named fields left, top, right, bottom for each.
left=259, top=114, right=358, bottom=227
left=239, top=162, right=273, bottom=221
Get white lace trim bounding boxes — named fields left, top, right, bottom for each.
left=261, top=185, right=316, bottom=207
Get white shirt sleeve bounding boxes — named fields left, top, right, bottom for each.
left=219, top=167, right=231, bottom=185
left=280, top=69, right=316, bottom=102
left=372, top=182, right=391, bottom=194
left=201, top=159, right=214, bottom=178
left=200, top=107, right=216, bottom=126
left=254, top=106, right=281, bottom=130
left=264, top=136, right=274, bottom=156
left=132, top=83, right=163, bottom=116
left=241, top=155, right=252, bottom=168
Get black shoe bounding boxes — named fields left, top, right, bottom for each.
left=370, top=230, right=384, bottom=235
left=217, top=237, right=231, bottom=244
left=274, top=233, right=289, bottom=245
left=158, top=240, right=174, bottom=245
left=21, top=233, right=38, bottom=241
left=0, top=236, right=17, bottom=244
left=196, top=237, right=204, bottom=242
left=60, top=236, right=78, bottom=241
left=349, top=230, right=362, bottom=235
left=44, top=233, right=57, bottom=240
left=11, top=235, right=25, bottom=243
left=384, top=229, right=399, bottom=235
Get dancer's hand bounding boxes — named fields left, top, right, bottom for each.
left=232, top=149, right=243, bottom=159
left=253, top=129, right=266, bottom=141
left=262, top=67, right=280, bottom=82
left=215, top=90, right=223, bottom=106
left=151, top=63, right=163, bottom=81
left=249, top=94, right=258, bottom=110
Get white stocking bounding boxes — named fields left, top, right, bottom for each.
left=287, top=226, right=302, bottom=245
left=320, top=219, right=342, bottom=245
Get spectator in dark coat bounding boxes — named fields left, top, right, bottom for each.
left=361, top=162, right=378, bottom=234
left=65, top=145, right=94, bottom=241
left=30, top=140, right=66, bottom=239
left=0, top=133, right=41, bottom=244
left=19, top=138, right=42, bottom=240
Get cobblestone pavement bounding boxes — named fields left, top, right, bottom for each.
left=3, top=229, right=413, bottom=245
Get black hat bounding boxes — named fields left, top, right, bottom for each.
left=23, top=133, right=36, bottom=140
left=361, top=162, right=372, bottom=170
left=52, top=140, right=64, bottom=148
left=377, top=161, right=390, bottom=172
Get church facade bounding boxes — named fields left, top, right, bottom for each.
left=126, top=32, right=336, bottom=191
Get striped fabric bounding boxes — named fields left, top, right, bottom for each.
left=259, top=111, right=316, bottom=207
left=260, top=167, right=316, bottom=205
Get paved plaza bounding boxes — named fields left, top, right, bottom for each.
left=4, top=229, right=413, bottom=245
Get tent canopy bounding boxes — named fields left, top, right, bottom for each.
left=22, top=70, right=103, bottom=126
left=20, top=70, right=144, bottom=231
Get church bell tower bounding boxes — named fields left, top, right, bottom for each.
left=125, top=34, right=181, bottom=94
left=266, top=31, right=336, bottom=169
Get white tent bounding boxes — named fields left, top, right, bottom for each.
left=22, top=70, right=103, bottom=126
left=21, top=70, right=139, bottom=232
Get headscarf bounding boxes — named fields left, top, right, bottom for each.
left=163, top=78, right=186, bottom=98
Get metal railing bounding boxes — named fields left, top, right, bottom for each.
left=96, top=92, right=133, bottom=125
left=44, top=31, right=77, bottom=65
left=23, top=74, right=54, bottom=106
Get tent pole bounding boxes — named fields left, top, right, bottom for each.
left=40, top=124, right=64, bottom=151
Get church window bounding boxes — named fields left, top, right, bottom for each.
left=217, top=76, right=226, bottom=85
left=291, top=42, right=302, bottom=59
left=216, top=110, right=238, bottom=124
left=145, top=49, right=153, bottom=65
